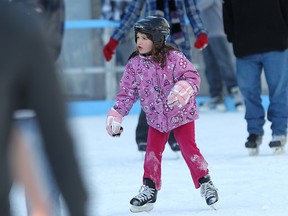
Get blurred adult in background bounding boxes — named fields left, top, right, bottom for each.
left=223, top=0, right=288, bottom=155
left=196, top=0, right=243, bottom=112
left=102, top=0, right=208, bottom=153
left=3, top=0, right=81, bottom=215
left=0, top=1, right=87, bottom=215
left=101, top=0, right=134, bottom=65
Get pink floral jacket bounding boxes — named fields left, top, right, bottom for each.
left=114, top=50, right=200, bottom=132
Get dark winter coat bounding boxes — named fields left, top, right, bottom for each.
left=8, top=0, right=65, bottom=59
left=223, top=0, right=288, bottom=57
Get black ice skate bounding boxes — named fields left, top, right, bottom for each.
left=130, top=178, right=157, bottom=213
left=199, top=175, right=218, bottom=209
left=169, top=142, right=180, bottom=151
left=245, top=134, right=262, bottom=156
left=137, top=142, right=147, bottom=151
left=269, top=135, right=287, bottom=154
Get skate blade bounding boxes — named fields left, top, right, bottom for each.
left=139, top=151, right=145, bottom=160
left=209, top=203, right=218, bottom=210
left=272, top=147, right=285, bottom=155
left=235, top=105, right=245, bottom=112
left=216, top=104, right=226, bottom=112
left=130, top=203, right=154, bottom=213
left=247, top=147, right=259, bottom=156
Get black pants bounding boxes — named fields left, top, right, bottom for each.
left=135, top=109, right=177, bottom=145
left=0, top=2, right=87, bottom=215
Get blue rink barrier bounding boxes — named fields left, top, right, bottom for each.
left=67, top=95, right=269, bottom=117
left=64, top=19, right=191, bottom=29
left=65, top=19, right=119, bottom=29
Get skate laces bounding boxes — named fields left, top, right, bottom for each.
left=201, top=181, right=217, bottom=199
left=134, top=185, right=155, bottom=202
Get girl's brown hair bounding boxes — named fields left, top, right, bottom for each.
left=128, top=32, right=179, bottom=68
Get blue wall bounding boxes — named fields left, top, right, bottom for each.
left=67, top=96, right=269, bottom=117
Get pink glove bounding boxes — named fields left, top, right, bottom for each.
left=194, top=33, right=208, bottom=50
left=106, top=108, right=123, bottom=137
left=103, top=38, right=119, bottom=61
left=167, top=81, right=194, bottom=108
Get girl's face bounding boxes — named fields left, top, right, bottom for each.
left=136, top=32, right=153, bottom=54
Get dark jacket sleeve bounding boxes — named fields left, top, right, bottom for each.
left=222, top=0, right=233, bottom=42
left=43, top=0, right=65, bottom=60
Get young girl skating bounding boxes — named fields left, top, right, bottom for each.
left=106, top=16, right=219, bottom=213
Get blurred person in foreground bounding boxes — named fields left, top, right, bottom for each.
left=103, top=0, right=209, bottom=154
left=8, top=0, right=65, bottom=215
left=0, top=1, right=87, bottom=215
left=223, top=0, right=288, bottom=155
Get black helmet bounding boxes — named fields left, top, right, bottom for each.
left=134, top=16, right=170, bottom=46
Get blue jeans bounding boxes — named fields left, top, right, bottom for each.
left=15, top=116, right=61, bottom=216
left=202, top=36, right=238, bottom=97
left=236, top=49, right=288, bottom=136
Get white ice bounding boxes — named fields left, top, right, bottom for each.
left=10, top=112, right=288, bottom=216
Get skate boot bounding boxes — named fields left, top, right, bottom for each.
left=269, top=135, right=287, bottom=154
left=130, top=178, right=158, bottom=213
left=245, top=134, right=262, bottom=156
left=199, top=175, right=218, bottom=209
left=199, top=96, right=226, bottom=112
left=137, top=142, right=147, bottom=151
left=169, top=142, right=180, bottom=151
left=230, top=86, right=244, bottom=112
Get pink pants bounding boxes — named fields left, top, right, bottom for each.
left=143, top=122, right=209, bottom=190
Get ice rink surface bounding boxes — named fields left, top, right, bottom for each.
left=10, top=111, right=288, bottom=216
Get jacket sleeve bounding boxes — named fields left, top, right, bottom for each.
left=195, top=0, right=215, bottom=11
left=184, top=0, right=208, bottom=37
left=222, top=0, right=233, bottom=42
left=111, top=0, right=145, bottom=43
left=173, top=52, right=201, bottom=97
left=44, top=0, right=65, bottom=60
left=113, top=61, right=138, bottom=116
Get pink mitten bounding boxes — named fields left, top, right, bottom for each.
left=106, top=108, right=123, bottom=137
left=167, top=81, right=194, bottom=108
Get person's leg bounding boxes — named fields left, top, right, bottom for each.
left=236, top=55, right=265, bottom=136
left=9, top=127, right=52, bottom=216
left=130, top=127, right=168, bottom=212
left=25, top=30, right=87, bottom=216
left=143, top=126, right=169, bottom=190
left=212, top=37, right=238, bottom=92
left=167, top=131, right=179, bottom=151
left=212, top=37, right=243, bottom=109
left=15, top=117, right=61, bottom=216
left=200, top=39, right=226, bottom=111
left=173, top=122, right=218, bottom=206
left=202, top=38, right=223, bottom=98
left=0, top=86, right=14, bottom=216
left=173, top=122, right=209, bottom=189
left=262, top=50, right=288, bottom=137
left=262, top=50, right=288, bottom=150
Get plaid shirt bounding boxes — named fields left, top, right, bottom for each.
left=111, top=0, right=207, bottom=60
